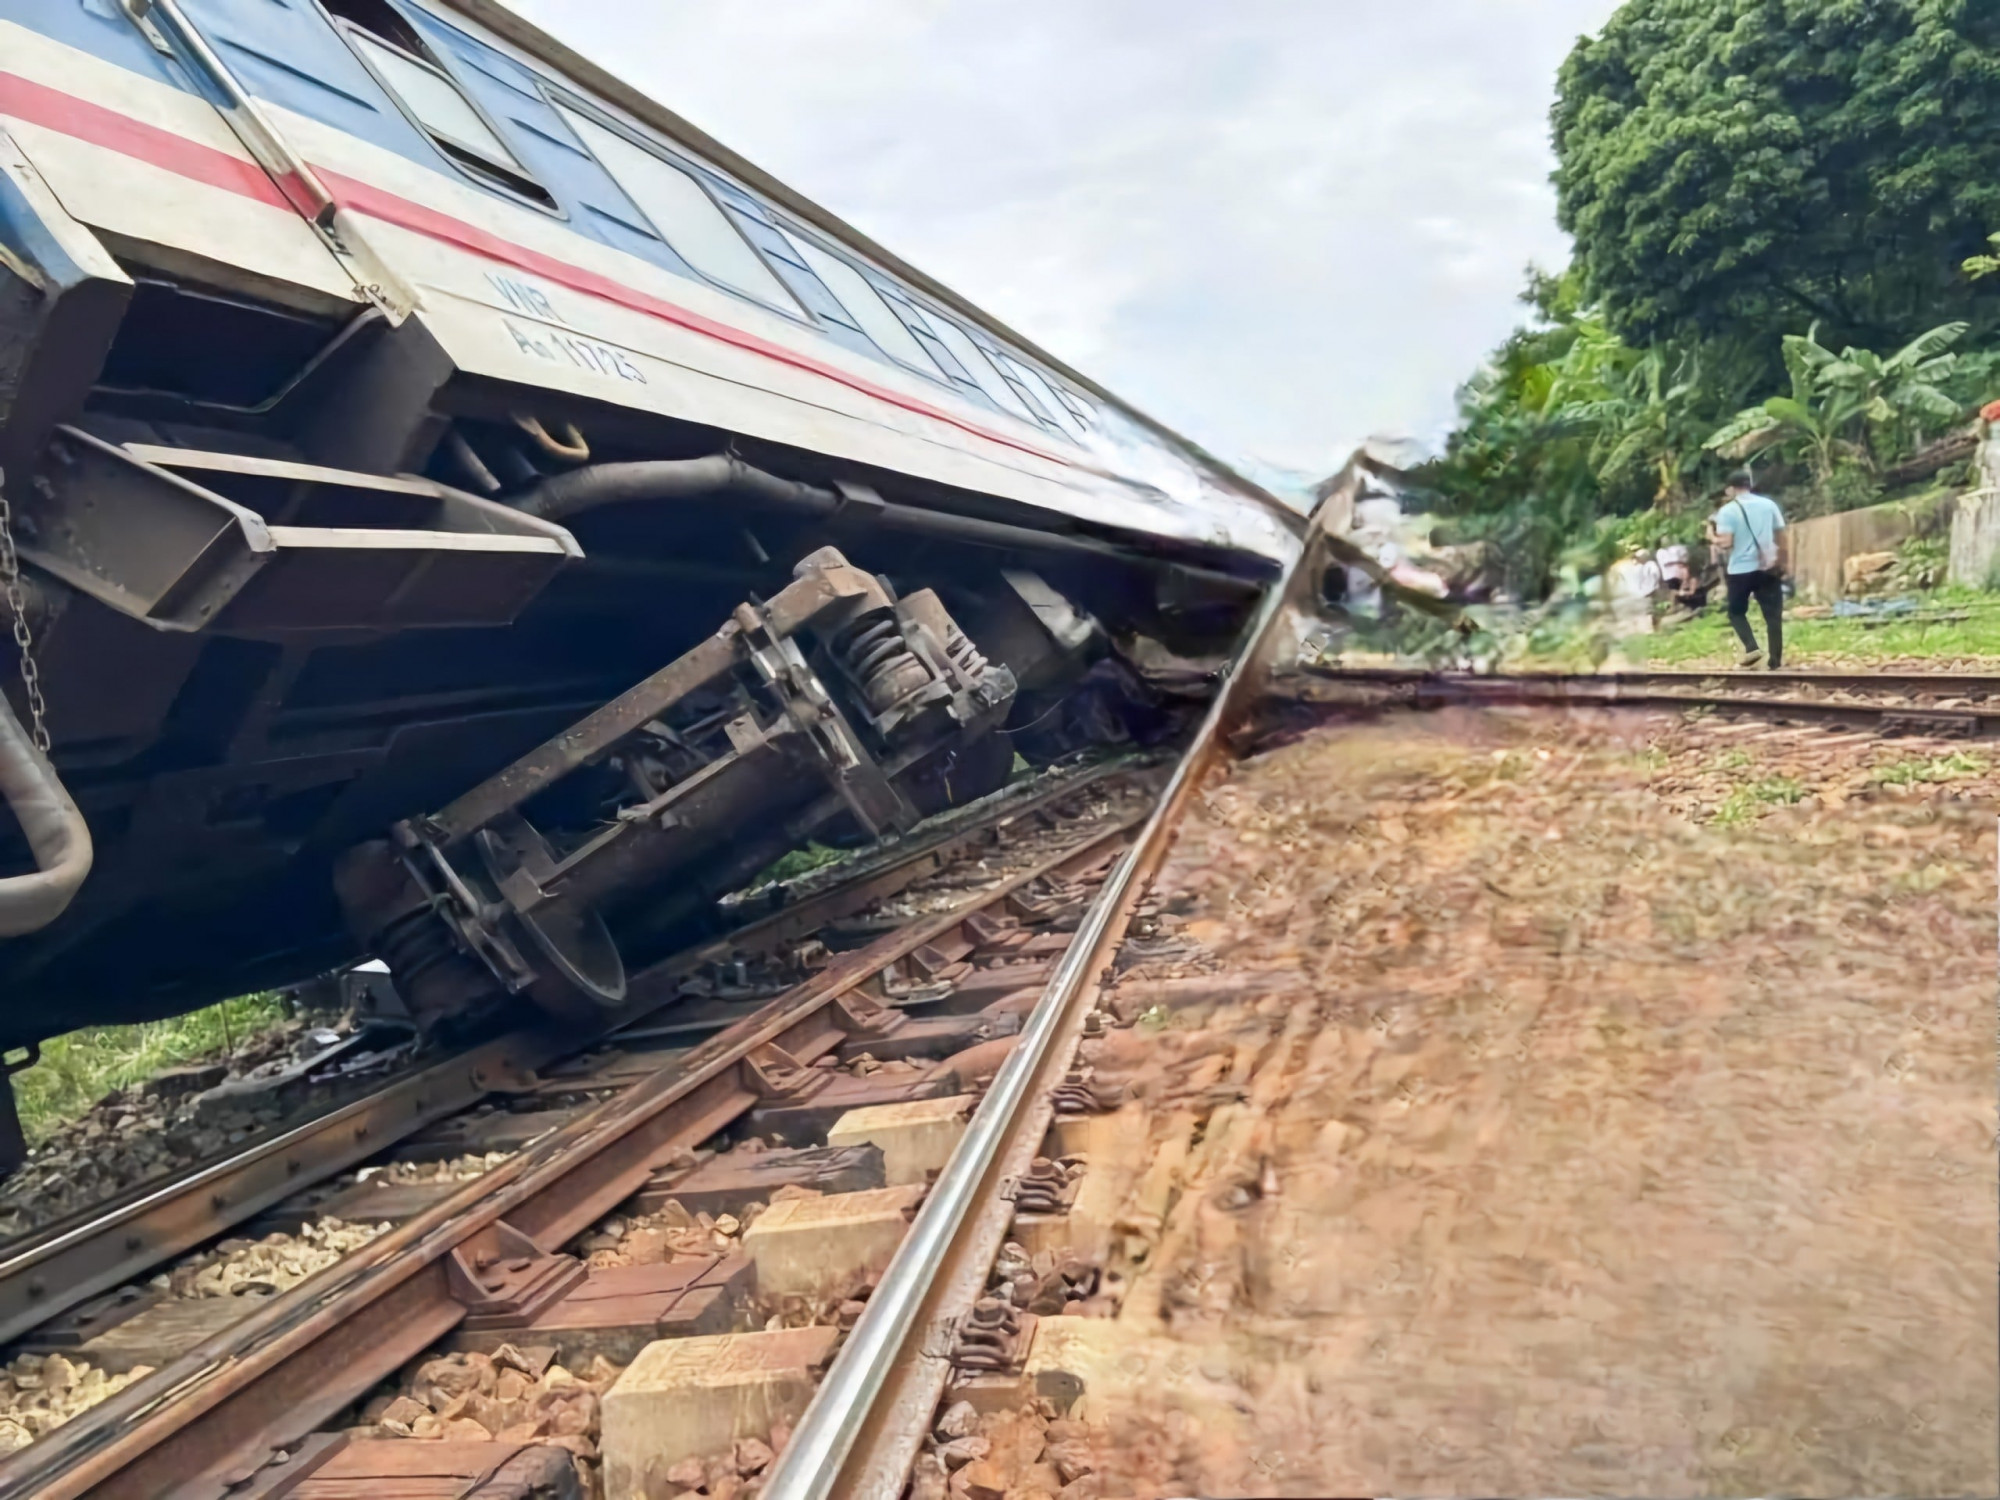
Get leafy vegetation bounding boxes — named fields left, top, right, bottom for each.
left=13, top=993, right=287, bottom=1144
left=1871, top=751, right=1989, bottom=786
left=747, top=841, right=846, bottom=889
left=1704, top=323, right=1969, bottom=507
left=1712, top=776, right=1805, bottom=827
left=1554, top=1, right=2000, bottom=360
left=1411, top=2, right=2000, bottom=605
left=1968, top=234, right=2000, bottom=282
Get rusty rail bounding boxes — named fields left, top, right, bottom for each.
left=762, top=490, right=1329, bottom=1500
left=0, top=755, right=1135, bottom=1354
left=1287, top=665, right=2000, bottom=738
left=0, top=810, right=1146, bottom=1499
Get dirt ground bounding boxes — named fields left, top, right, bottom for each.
left=1046, top=704, right=1997, bottom=1499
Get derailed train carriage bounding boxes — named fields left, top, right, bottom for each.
left=0, top=0, right=1301, bottom=1152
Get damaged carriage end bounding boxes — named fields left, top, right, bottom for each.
left=334, top=546, right=1023, bottom=1030
left=0, top=128, right=123, bottom=1169
left=0, top=125, right=117, bottom=938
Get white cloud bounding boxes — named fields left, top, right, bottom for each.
left=509, top=0, right=1620, bottom=478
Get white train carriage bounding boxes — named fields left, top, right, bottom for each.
left=0, top=0, right=1302, bottom=1120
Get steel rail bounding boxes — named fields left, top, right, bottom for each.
left=760, top=489, right=1326, bottom=1500
left=2, top=814, right=1144, bottom=1499
left=1318, top=664, right=2000, bottom=698
left=0, top=757, right=1140, bottom=1351
left=1285, top=666, right=2000, bottom=737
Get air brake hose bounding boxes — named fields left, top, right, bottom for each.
left=0, top=693, right=92, bottom=938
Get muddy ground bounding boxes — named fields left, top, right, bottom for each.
left=983, top=704, right=1997, bottom=1499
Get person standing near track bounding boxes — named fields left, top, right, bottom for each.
left=1709, top=470, right=1788, bottom=668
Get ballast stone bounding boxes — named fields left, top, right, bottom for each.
left=600, top=1326, right=837, bottom=1499
left=739, top=1184, right=925, bottom=1296
left=825, top=1094, right=975, bottom=1186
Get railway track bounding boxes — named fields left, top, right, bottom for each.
left=0, top=754, right=1163, bottom=1476
left=743, top=650, right=1989, bottom=1497
left=1, top=561, right=1991, bottom=1497
left=0, top=756, right=1157, bottom=1350
left=1284, top=662, right=2000, bottom=738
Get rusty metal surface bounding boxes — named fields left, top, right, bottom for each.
left=1328, top=664, right=2000, bottom=698
left=1286, top=665, right=2000, bottom=736
left=772, top=494, right=1326, bottom=1500
left=20, top=429, right=573, bottom=635
left=0, top=1033, right=530, bottom=1350
left=0, top=762, right=1142, bottom=1360
left=421, top=550, right=890, bottom=846
left=2, top=816, right=1142, bottom=1500
left=422, top=629, right=744, bottom=846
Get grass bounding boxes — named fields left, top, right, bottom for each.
left=1712, top=776, right=1805, bottom=826
left=1870, top=751, right=1989, bottom=786
left=1638, top=588, right=2000, bottom=668
left=747, top=841, right=847, bottom=890
left=10, top=993, right=287, bottom=1146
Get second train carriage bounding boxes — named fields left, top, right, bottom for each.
left=0, top=0, right=1302, bottom=1115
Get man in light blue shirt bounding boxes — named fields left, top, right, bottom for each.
left=1709, top=470, right=1788, bottom=668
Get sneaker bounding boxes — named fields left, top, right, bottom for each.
left=1738, top=649, right=1763, bottom=668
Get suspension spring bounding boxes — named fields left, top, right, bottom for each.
left=942, top=623, right=990, bottom=682
left=834, top=610, right=930, bottom=716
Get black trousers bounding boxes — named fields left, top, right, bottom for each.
left=1725, top=570, right=1783, bottom=665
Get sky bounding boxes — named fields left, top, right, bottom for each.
left=511, top=0, right=1624, bottom=489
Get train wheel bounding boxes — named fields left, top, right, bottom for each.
left=474, top=817, right=627, bottom=1016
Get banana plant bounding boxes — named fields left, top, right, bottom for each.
left=1704, top=322, right=1968, bottom=485
left=1818, top=322, right=1968, bottom=456
left=1567, top=346, right=1703, bottom=507
left=1965, top=232, right=2000, bottom=280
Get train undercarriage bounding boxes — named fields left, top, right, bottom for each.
left=0, top=0, right=1293, bottom=1172
left=0, top=271, right=1269, bottom=1162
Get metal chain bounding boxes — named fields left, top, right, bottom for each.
left=0, top=468, right=51, bottom=753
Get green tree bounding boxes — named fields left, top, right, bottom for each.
left=1415, top=281, right=1617, bottom=597
left=1418, top=266, right=1748, bottom=593
left=1821, top=321, right=1968, bottom=456
left=1554, top=1, right=2000, bottom=360
left=1706, top=332, right=1871, bottom=488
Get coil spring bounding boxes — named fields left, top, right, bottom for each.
left=943, top=624, right=989, bottom=681
left=835, top=611, right=928, bottom=713
left=841, top=615, right=906, bottom=679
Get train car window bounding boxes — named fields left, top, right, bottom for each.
left=778, top=230, right=944, bottom=378
left=974, top=343, right=1059, bottom=428
left=556, top=104, right=802, bottom=316
left=1051, top=384, right=1101, bottom=436
left=325, top=0, right=554, bottom=207
left=995, top=351, right=1088, bottom=439
left=916, top=310, right=1040, bottom=422
left=874, top=283, right=978, bottom=387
